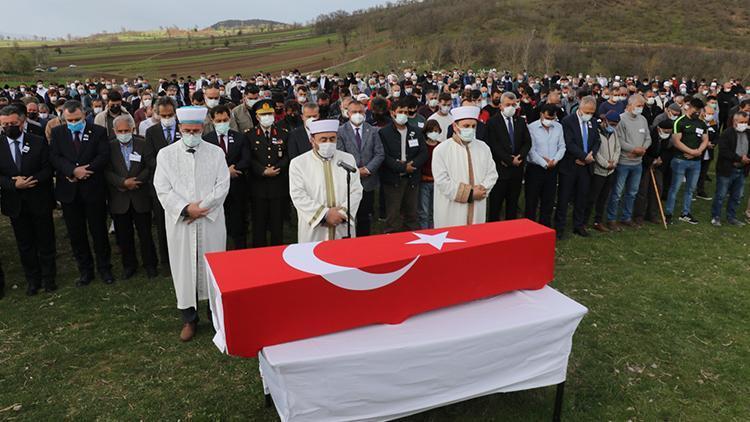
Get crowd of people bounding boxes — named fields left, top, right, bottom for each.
left=0, top=68, right=748, bottom=338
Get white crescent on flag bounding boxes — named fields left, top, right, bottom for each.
left=281, top=232, right=464, bottom=291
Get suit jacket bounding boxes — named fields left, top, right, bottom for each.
left=485, top=114, right=532, bottom=180
left=105, top=136, right=153, bottom=214
left=337, top=122, right=384, bottom=191
left=247, top=124, right=289, bottom=199
left=716, top=128, right=750, bottom=177
left=25, top=121, right=46, bottom=141
left=287, top=126, right=311, bottom=160
left=204, top=129, right=251, bottom=201
left=49, top=123, right=110, bottom=203
left=0, top=133, right=54, bottom=218
left=378, top=123, right=428, bottom=186
left=559, top=113, right=601, bottom=175
left=145, top=123, right=181, bottom=195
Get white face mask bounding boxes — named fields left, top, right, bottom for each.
left=297, top=95, right=307, bottom=103
left=658, top=130, right=671, bottom=140
left=459, top=127, right=476, bottom=142
left=541, top=118, right=556, bottom=127
left=206, top=99, right=220, bottom=108
left=182, top=133, right=202, bottom=148
left=214, top=122, right=230, bottom=135
left=317, top=142, right=337, bottom=159
left=246, top=99, right=258, bottom=108
left=439, top=105, right=451, bottom=115
left=737, top=123, right=748, bottom=133
left=349, top=112, right=365, bottom=126
left=428, top=99, right=439, bottom=108
left=93, top=107, right=103, bottom=114
left=502, top=106, right=516, bottom=118
left=579, top=112, right=593, bottom=122
left=39, top=113, right=49, bottom=119
left=646, top=97, right=655, bottom=105
left=116, top=133, right=132, bottom=144
left=161, top=117, right=176, bottom=128
left=426, top=131, right=440, bottom=141
left=392, top=91, right=401, bottom=98
left=142, top=99, right=152, bottom=108
left=394, top=113, right=408, bottom=125
left=259, top=114, right=275, bottom=128
left=632, top=107, right=643, bottom=115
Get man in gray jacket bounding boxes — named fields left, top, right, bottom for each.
left=337, top=100, right=384, bottom=236
left=606, top=95, right=652, bottom=230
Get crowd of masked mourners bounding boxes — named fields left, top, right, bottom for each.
left=0, top=69, right=748, bottom=299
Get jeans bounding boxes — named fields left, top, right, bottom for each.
left=607, top=163, right=643, bottom=222
left=711, top=169, right=745, bottom=220
left=418, top=182, right=434, bottom=229
left=665, top=159, right=701, bottom=216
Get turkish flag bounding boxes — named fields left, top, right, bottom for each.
left=207, top=219, right=555, bottom=357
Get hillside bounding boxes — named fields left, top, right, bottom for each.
left=208, top=19, right=287, bottom=30
left=316, top=0, right=750, bottom=79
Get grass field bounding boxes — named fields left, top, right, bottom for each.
left=0, top=171, right=749, bottom=421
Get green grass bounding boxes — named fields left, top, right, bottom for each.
left=1, top=174, right=749, bottom=420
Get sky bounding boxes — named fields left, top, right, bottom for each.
left=3, top=0, right=390, bottom=38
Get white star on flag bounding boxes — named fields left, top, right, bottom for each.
left=406, top=232, right=465, bottom=251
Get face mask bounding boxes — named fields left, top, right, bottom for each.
left=392, top=91, right=401, bottom=98
left=459, top=127, right=476, bottom=142
left=341, top=109, right=350, bottom=118
left=142, top=99, right=152, bottom=108
left=161, top=116, right=176, bottom=128
left=439, top=105, right=451, bottom=114
left=349, top=112, right=365, bottom=125
left=451, top=93, right=459, bottom=99
left=541, top=118, right=555, bottom=127
left=109, top=104, right=121, bottom=114
left=206, top=99, right=220, bottom=108
left=317, top=142, right=337, bottom=159
left=690, top=112, right=699, bottom=120
left=736, top=123, right=748, bottom=132
left=49, top=96, right=58, bottom=102
left=632, top=107, right=643, bottom=115
left=246, top=99, right=258, bottom=108
left=405, top=88, right=413, bottom=95
left=182, top=133, right=202, bottom=148
left=602, top=94, right=610, bottom=100
left=259, top=114, right=275, bottom=128
left=394, top=113, right=408, bottom=125
left=605, top=125, right=615, bottom=134
left=428, top=99, right=439, bottom=108
left=502, top=106, right=516, bottom=118
left=116, top=133, right=132, bottom=144
left=579, top=112, right=593, bottom=122
left=646, top=97, right=655, bottom=105
left=658, top=131, right=671, bottom=139
left=39, top=113, right=49, bottom=119
left=704, top=114, right=714, bottom=122
left=101, top=94, right=108, bottom=101
left=669, top=114, right=678, bottom=121
left=67, top=120, right=85, bottom=133
left=28, top=112, right=39, bottom=121
left=297, top=96, right=307, bottom=103
left=4, top=125, right=22, bottom=140
left=426, top=131, right=440, bottom=141
left=77, top=89, right=85, bottom=95
left=215, top=122, right=230, bottom=135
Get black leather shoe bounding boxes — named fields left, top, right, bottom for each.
left=123, top=268, right=137, bottom=280
left=573, top=227, right=590, bottom=237
left=102, top=272, right=116, bottom=285
left=145, top=267, right=159, bottom=279
left=75, top=276, right=92, bottom=287
left=44, top=283, right=58, bottom=293
left=26, top=286, right=39, bottom=296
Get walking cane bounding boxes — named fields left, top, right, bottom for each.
left=650, top=167, right=668, bottom=230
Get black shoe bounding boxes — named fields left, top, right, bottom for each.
left=679, top=213, right=699, bottom=225
left=44, top=283, right=58, bottom=293
left=101, top=272, right=116, bottom=284
left=665, top=214, right=673, bottom=225
left=26, top=286, right=39, bottom=296
left=146, top=267, right=159, bottom=279
left=76, top=275, right=93, bottom=287
left=123, top=268, right=137, bottom=280
left=573, top=227, right=590, bottom=237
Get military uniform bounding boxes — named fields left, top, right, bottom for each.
left=247, top=101, right=289, bottom=247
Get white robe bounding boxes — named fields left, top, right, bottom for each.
left=289, top=149, right=363, bottom=243
left=432, top=136, right=498, bottom=228
left=153, top=140, right=230, bottom=310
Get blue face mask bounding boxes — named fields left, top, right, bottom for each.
left=605, top=125, right=615, bottom=134
left=67, top=120, right=85, bottom=133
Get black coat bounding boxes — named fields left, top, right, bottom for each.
left=49, top=123, right=110, bottom=204
left=378, top=123, right=427, bottom=186
left=105, top=136, right=153, bottom=214
left=287, top=126, right=311, bottom=161
left=0, top=133, right=54, bottom=218
left=247, top=124, right=289, bottom=199
left=485, top=113, right=531, bottom=180
left=204, top=129, right=251, bottom=201
left=716, top=128, right=750, bottom=177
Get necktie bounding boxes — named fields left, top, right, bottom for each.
left=265, top=130, right=270, bottom=139
left=124, top=146, right=131, bottom=171
left=165, top=127, right=172, bottom=144
left=73, top=131, right=81, bottom=153
left=355, top=127, right=362, bottom=149
left=219, top=135, right=227, bottom=154
left=13, top=140, right=21, bottom=171
left=506, top=117, right=515, bottom=152
left=581, top=121, right=589, bottom=153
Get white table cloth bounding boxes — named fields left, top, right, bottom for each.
left=258, top=286, right=588, bottom=422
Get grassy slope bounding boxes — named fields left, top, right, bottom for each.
left=0, top=172, right=748, bottom=420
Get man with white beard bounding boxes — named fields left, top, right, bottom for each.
left=153, top=106, right=230, bottom=342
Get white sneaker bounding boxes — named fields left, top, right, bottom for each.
left=710, top=218, right=721, bottom=227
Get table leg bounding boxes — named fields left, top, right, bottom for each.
left=552, top=381, right=565, bottom=422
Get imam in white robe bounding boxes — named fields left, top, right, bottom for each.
left=432, top=135, right=498, bottom=228
left=289, top=149, right=363, bottom=243
left=153, top=140, right=230, bottom=310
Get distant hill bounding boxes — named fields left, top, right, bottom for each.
left=209, top=19, right=286, bottom=30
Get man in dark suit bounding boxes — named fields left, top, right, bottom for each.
left=379, top=98, right=428, bottom=233
left=555, top=96, right=600, bottom=238
left=0, top=105, right=57, bottom=295
left=287, top=103, right=318, bottom=160
left=13, top=102, right=47, bottom=141
left=248, top=100, right=289, bottom=247
left=49, top=100, right=113, bottom=285
left=337, top=100, right=385, bottom=236
left=105, top=114, right=157, bottom=279
left=145, top=97, right=180, bottom=272
left=205, top=105, right=251, bottom=249
left=486, top=92, right=531, bottom=221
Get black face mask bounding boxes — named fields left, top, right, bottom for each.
left=110, top=104, right=122, bottom=114
left=5, top=125, right=22, bottom=140
left=492, top=98, right=502, bottom=106
left=28, top=112, right=39, bottom=121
